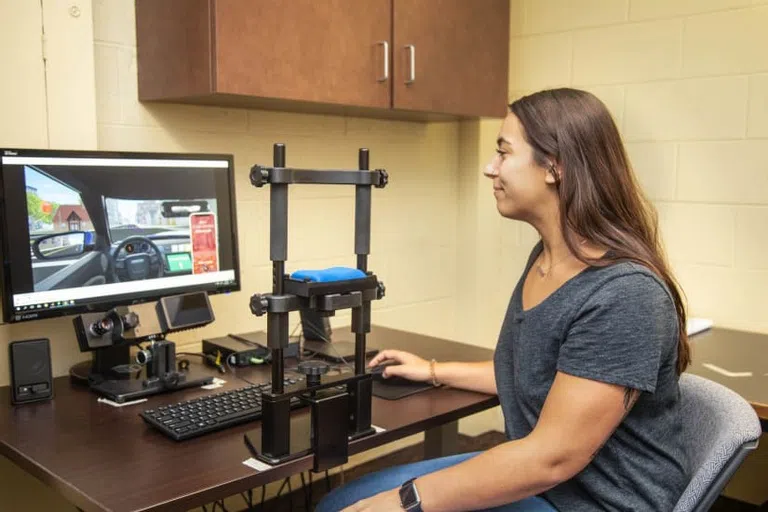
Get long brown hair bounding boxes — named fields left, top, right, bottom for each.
left=510, top=88, right=691, bottom=375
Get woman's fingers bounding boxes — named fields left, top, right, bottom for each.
left=368, top=349, right=403, bottom=367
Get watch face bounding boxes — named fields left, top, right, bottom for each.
left=400, top=482, right=418, bottom=507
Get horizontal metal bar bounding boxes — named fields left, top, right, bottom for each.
left=267, top=168, right=386, bottom=186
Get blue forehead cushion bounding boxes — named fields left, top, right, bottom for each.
left=290, top=266, right=367, bottom=283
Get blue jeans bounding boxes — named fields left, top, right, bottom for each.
left=315, top=451, right=557, bottom=512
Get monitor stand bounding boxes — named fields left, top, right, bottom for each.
left=70, top=342, right=213, bottom=404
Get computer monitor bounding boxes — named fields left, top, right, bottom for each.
left=0, top=148, right=240, bottom=324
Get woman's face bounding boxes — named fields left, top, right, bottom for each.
left=483, top=113, right=557, bottom=221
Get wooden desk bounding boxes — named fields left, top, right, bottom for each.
left=686, top=327, right=768, bottom=427
left=0, top=326, right=498, bottom=512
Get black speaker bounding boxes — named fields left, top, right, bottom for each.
left=9, top=338, right=53, bottom=405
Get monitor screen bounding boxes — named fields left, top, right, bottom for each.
left=0, top=148, right=240, bottom=323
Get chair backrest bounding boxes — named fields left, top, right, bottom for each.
left=673, top=373, right=762, bottom=512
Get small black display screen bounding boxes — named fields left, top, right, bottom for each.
left=162, top=292, right=213, bottom=329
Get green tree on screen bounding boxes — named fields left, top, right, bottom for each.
left=26, top=192, right=58, bottom=225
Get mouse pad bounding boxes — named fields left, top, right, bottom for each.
left=371, top=374, right=434, bottom=400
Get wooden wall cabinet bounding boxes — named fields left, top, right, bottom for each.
left=136, top=0, right=509, bottom=119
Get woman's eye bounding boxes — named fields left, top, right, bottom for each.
left=495, top=149, right=506, bottom=158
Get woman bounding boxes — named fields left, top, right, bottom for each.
left=317, top=88, right=691, bottom=512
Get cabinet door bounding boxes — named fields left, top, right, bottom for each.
left=213, top=0, right=392, bottom=109
left=393, top=0, right=509, bottom=117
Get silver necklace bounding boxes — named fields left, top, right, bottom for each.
left=535, top=252, right=571, bottom=278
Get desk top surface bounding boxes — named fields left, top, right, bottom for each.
left=0, top=326, right=497, bottom=512
left=686, top=327, right=768, bottom=421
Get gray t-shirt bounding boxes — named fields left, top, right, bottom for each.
left=494, top=243, right=689, bottom=511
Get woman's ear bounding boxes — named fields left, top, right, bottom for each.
left=544, top=162, right=561, bottom=185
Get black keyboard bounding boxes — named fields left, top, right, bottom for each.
left=140, top=377, right=309, bottom=441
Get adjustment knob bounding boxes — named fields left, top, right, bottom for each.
left=297, top=360, right=330, bottom=387
left=375, top=169, right=389, bottom=188
left=122, top=311, right=139, bottom=330
left=249, top=294, right=269, bottom=316
left=249, top=165, right=269, bottom=187
left=376, top=281, right=386, bottom=300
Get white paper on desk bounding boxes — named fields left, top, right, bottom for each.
left=201, top=378, right=226, bottom=390
left=243, top=458, right=274, bottom=472
left=97, top=397, right=148, bottom=408
left=687, top=317, right=713, bottom=337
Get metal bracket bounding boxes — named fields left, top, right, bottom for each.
left=250, top=166, right=388, bottom=187
left=249, top=294, right=302, bottom=316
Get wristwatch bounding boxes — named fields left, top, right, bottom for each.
left=399, top=478, right=424, bottom=511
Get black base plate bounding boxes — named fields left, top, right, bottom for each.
left=88, top=369, right=213, bottom=403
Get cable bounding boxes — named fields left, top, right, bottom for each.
left=225, top=356, right=258, bottom=386
left=260, top=485, right=265, bottom=510
left=325, top=469, right=331, bottom=492
left=176, top=352, right=226, bottom=373
left=325, top=338, right=354, bottom=371
left=298, top=321, right=356, bottom=372
left=294, top=330, right=353, bottom=375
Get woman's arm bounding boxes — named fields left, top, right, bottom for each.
left=367, top=350, right=497, bottom=395
left=345, top=370, right=639, bottom=512
left=434, top=360, right=497, bottom=395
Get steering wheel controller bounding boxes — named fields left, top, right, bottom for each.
left=112, top=236, right=165, bottom=281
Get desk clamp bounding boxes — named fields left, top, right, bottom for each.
left=245, top=144, right=388, bottom=472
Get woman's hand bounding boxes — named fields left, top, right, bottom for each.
left=368, top=349, right=431, bottom=382
left=342, top=488, right=402, bottom=511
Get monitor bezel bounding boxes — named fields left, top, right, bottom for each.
left=0, top=147, right=241, bottom=324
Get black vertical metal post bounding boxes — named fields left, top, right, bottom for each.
left=269, top=143, right=288, bottom=394
left=352, top=148, right=372, bottom=375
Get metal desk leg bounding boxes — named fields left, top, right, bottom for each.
left=424, top=421, right=459, bottom=459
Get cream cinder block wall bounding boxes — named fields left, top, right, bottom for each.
left=505, top=0, right=768, bottom=335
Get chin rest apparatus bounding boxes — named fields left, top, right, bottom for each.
left=245, top=143, right=388, bottom=471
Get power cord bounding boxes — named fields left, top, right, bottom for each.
left=225, top=356, right=258, bottom=386
left=176, top=352, right=226, bottom=373
left=298, top=322, right=357, bottom=372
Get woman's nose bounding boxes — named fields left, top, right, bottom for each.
left=483, top=162, right=498, bottom=178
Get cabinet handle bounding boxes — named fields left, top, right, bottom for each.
left=405, top=44, right=416, bottom=84
left=377, top=41, right=389, bottom=82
